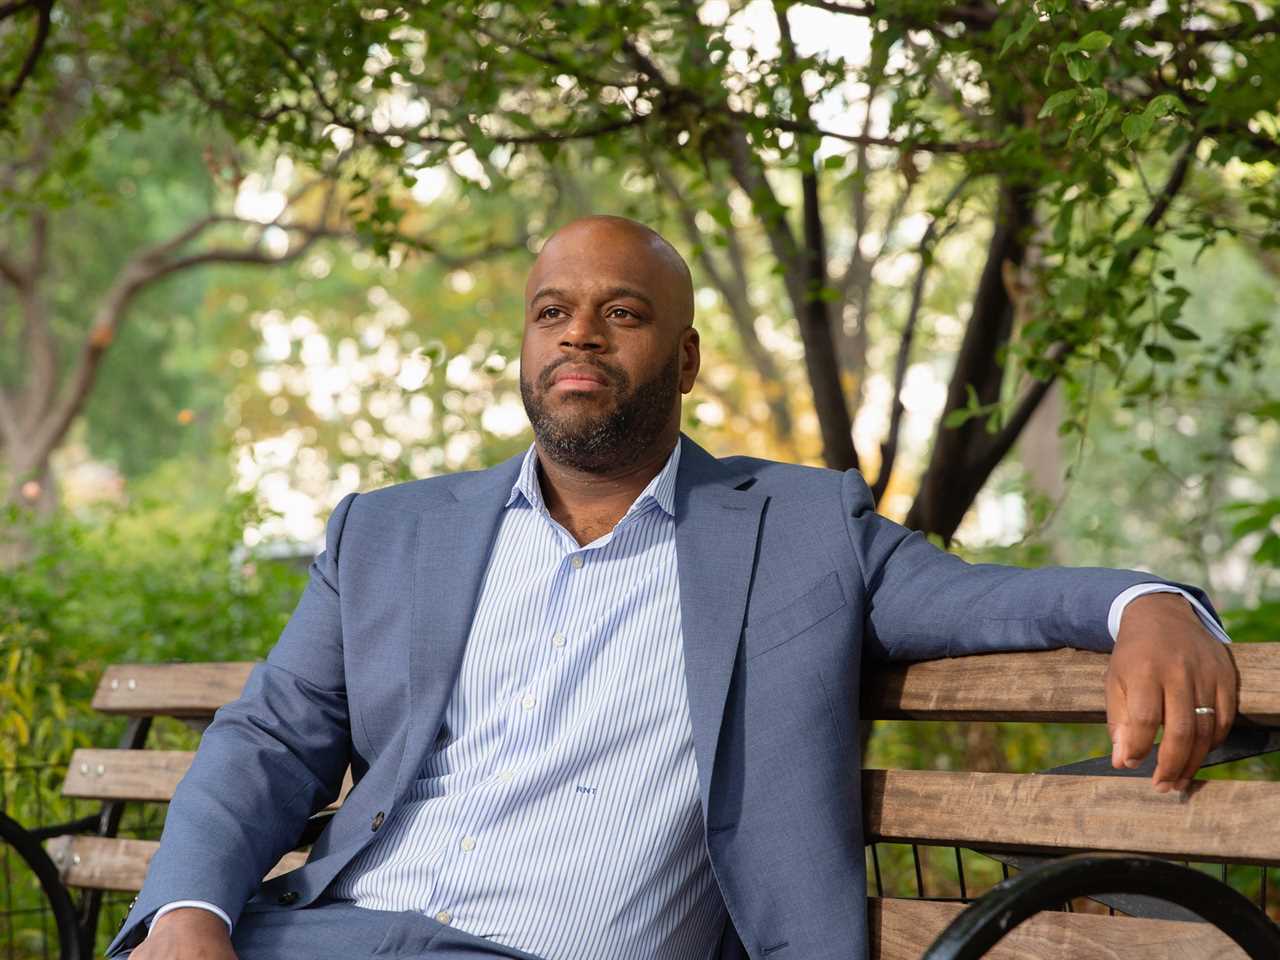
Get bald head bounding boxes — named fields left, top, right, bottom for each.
left=527, top=215, right=695, bottom=330
left=519, top=215, right=701, bottom=473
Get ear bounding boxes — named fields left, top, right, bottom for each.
left=679, top=326, right=700, bottom=394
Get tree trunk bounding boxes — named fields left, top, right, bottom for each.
left=906, top=182, right=1034, bottom=541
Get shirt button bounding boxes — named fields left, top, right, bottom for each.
left=571, top=555, right=583, bottom=569
left=521, top=693, right=536, bottom=710
left=552, top=633, right=566, bottom=648
left=460, top=835, right=476, bottom=852
left=435, top=909, right=451, bottom=925
left=371, top=811, right=385, bottom=831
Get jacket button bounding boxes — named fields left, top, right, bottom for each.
left=371, top=811, right=385, bottom=831
left=277, top=891, right=299, bottom=905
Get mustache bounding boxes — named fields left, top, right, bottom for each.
left=537, top=356, right=627, bottom=390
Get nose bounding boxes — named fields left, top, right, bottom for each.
left=559, top=311, right=607, bottom=353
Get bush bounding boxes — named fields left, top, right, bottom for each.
left=0, top=456, right=309, bottom=790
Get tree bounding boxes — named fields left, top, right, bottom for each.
left=0, top=6, right=534, bottom=521
left=99, top=0, right=1280, bottom=542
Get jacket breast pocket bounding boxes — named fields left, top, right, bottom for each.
left=743, top=571, right=847, bottom=660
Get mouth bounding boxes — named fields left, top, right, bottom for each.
left=548, top=366, right=611, bottom=392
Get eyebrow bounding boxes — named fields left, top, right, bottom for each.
left=529, top=285, right=655, bottom=309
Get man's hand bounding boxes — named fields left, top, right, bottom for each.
left=1107, top=592, right=1238, bottom=793
left=129, top=907, right=238, bottom=960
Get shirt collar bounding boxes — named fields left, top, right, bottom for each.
left=507, top=439, right=682, bottom=520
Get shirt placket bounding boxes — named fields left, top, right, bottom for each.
left=424, top=519, right=601, bottom=927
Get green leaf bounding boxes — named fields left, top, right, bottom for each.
left=1165, top=323, right=1199, bottom=341
left=1144, top=93, right=1189, bottom=118
left=1256, top=533, right=1280, bottom=566
left=1143, top=343, right=1176, bottom=363
left=1121, top=113, right=1153, bottom=142
left=1038, top=89, right=1078, bottom=119
left=1067, top=56, right=1095, bottom=83
left=1254, top=401, right=1280, bottom=422
left=1078, top=31, right=1112, bottom=52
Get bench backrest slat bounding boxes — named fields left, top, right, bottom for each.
left=866, top=645, right=1280, bottom=723
left=869, top=897, right=1249, bottom=960
left=91, top=663, right=255, bottom=716
left=46, top=836, right=306, bottom=892
left=865, top=769, right=1280, bottom=864
left=62, top=749, right=194, bottom=802
left=89, top=647, right=1280, bottom=724
left=61, top=748, right=354, bottom=807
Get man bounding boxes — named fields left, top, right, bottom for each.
left=114, top=216, right=1236, bottom=960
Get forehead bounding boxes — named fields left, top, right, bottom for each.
left=525, top=224, right=677, bottom=302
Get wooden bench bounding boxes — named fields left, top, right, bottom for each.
left=40, top=645, right=1280, bottom=958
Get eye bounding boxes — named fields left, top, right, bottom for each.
left=537, top=306, right=567, bottom=321
left=606, top=307, right=640, bottom=322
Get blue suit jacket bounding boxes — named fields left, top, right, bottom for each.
left=108, top=436, right=1214, bottom=959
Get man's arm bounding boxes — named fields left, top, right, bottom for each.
left=841, top=469, right=1237, bottom=791
left=107, top=492, right=361, bottom=956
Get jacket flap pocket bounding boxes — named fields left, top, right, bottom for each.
left=744, top=571, right=846, bottom=659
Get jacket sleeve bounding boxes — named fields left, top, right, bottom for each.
left=106, top=492, right=360, bottom=956
left=840, top=469, right=1221, bottom=662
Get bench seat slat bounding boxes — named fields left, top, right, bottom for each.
left=44, top=836, right=307, bottom=892
left=870, top=897, right=1248, bottom=960
left=865, top=769, right=1280, bottom=864
left=866, top=645, right=1280, bottom=723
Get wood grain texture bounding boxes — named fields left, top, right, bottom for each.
left=91, top=663, right=255, bottom=716
left=869, top=897, right=1249, bottom=960
left=865, top=769, right=1280, bottom=863
left=865, top=644, right=1280, bottom=723
left=62, top=749, right=194, bottom=801
left=44, top=836, right=308, bottom=891
left=60, top=749, right=354, bottom=807
left=89, top=645, right=1280, bottom=723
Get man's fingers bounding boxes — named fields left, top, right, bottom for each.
left=1153, top=680, right=1195, bottom=791
left=1105, top=669, right=1130, bottom=768
left=1115, top=678, right=1162, bottom=770
left=1174, top=695, right=1217, bottom=790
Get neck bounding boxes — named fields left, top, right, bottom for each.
left=534, top=434, right=678, bottom=544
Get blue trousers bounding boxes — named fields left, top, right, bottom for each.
left=125, top=901, right=545, bottom=960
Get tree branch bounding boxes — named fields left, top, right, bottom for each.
left=793, top=0, right=997, bottom=30
left=772, top=1, right=857, bottom=471
left=871, top=175, right=970, bottom=503
left=652, top=161, right=795, bottom=443
left=1, top=0, right=53, bottom=113
left=0, top=246, right=25, bottom=288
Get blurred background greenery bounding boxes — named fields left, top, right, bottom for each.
left=2, top=0, right=1279, bottom=935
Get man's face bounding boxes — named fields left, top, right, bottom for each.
left=519, top=219, right=699, bottom=472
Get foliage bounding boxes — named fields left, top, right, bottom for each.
left=53, top=0, right=1270, bottom=541
left=0, top=451, right=308, bottom=761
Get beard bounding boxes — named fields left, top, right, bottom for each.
left=520, top=351, right=681, bottom=473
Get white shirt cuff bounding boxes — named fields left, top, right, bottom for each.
left=1108, top=583, right=1232, bottom=644
left=147, top=901, right=233, bottom=936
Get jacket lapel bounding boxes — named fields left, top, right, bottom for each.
left=398, top=453, right=523, bottom=797
left=674, top=437, right=765, bottom=817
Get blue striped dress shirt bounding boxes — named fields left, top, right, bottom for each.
left=328, top=440, right=728, bottom=958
